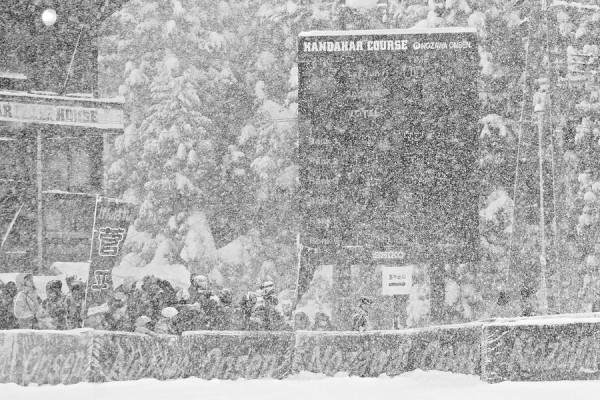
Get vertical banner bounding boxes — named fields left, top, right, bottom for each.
left=85, top=197, right=136, bottom=316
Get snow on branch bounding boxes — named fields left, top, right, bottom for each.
left=551, top=1, right=600, bottom=11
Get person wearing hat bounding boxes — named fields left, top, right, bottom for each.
left=104, top=291, right=132, bottom=332
left=65, top=279, right=86, bottom=329
left=13, top=273, right=44, bottom=329
left=188, top=275, right=211, bottom=303
left=187, top=274, right=220, bottom=330
left=41, top=280, right=67, bottom=330
left=259, top=281, right=278, bottom=307
left=155, top=307, right=179, bottom=335
left=134, top=315, right=157, bottom=336
left=293, top=311, right=312, bottom=331
left=213, top=288, right=236, bottom=330
left=312, top=311, right=335, bottom=331
left=240, top=291, right=258, bottom=330
left=352, top=296, right=373, bottom=332
left=257, top=281, right=284, bottom=330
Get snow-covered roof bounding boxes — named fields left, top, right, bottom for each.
left=42, top=190, right=99, bottom=196
left=0, top=71, right=27, bottom=80
left=0, top=90, right=124, bottom=105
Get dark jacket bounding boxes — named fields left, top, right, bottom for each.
left=351, top=308, right=370, bottom=332
left=41, top=294, right=68, bottom=330
left=0, top=282, right=18, bottom=330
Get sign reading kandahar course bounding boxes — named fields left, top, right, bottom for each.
left=298, top=28, right=480, bottom=262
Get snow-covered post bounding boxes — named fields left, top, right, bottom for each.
left=535, top=0, right=551, bottom=316
left=430, top=259, right=446, bottom=323
left=535, top=80, right=549, bottom=315
left=36, top=127, right=43, bottom=273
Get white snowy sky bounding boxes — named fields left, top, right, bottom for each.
left=0, top=370, right=596, bottom=400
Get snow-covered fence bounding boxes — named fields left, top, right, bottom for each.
left=0, top=329, right=91, bottom=385
left=89, top=331, right=184, bottom=382
left=7, top=316, right=600, bottom=386
left=293, top=323, right=482, bottom=377
left=481, top=314, right=600, bottom=383
left=181, top=331, right=295, bottom=380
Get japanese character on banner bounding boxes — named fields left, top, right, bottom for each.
left=97, top=226, right=126, bottom=256
left=90, top=269, right=111, bottom=292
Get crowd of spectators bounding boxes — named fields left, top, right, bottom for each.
left=0, top=273, right=336, bottom=334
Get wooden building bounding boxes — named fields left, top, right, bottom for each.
left=0, top=0, right=128, bottom=272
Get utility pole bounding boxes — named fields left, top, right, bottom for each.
left=533, top=0, right=550, bottom=315
left=535, top=86, right=549, bottom=315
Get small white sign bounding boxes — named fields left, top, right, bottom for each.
left=381, top=265, right=413, bottom=296
left=86, top=302, right=109, bottom=316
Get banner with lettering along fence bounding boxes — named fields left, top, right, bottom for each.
left=0, top=329, right=91, bottom=385
left=88, top=331, right=185, bottom=382
left=85, top=197, right=136, bottom=317
left=481, top=317, right=600, bottom=383
left=182, top=331, right=295, bottom=380
left=293, top=324, right=482, bottom=377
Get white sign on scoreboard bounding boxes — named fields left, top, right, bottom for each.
left=381, top=265, right=413, bottom=296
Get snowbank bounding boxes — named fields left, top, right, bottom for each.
left=5, top=370, right=600, bottom=400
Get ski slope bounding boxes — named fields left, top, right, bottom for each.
left=0, top=370, right=597, bottom=400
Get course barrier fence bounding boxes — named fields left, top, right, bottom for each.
left=2, top=314, right=599, bottom=385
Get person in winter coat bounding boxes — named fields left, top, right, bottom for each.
left=134, top=315, right=157, bottom=336
left=171, top=305, right=200, bottom=334
left=104, top=291, right=132, bottom=332
left=187, top=275, right=220, bottom=330
left=248, top=303, right=267, bottom=331
left=257, top=281, right=283, bottom=330
left=312, top=311, right=335, bottom=331
left=188, top=275, right=212, bottom=304
left=213, top=288, right=235, bottom=330
left=279, top=300, right=294, bottom=330
left=0, top=281, right=18, bottom=329
left=157, top=279, right=177, bottom=308
left=123, top=279, right=146, bottom=328
left=294, top=312, right=311, bottom=330
left=351, top=296, right=373, bottom=332
left=154, top=307, right=178, bottom=335
left=13, top=273, right=44, bottom=329
left=240, top=291, right=258, bottom=330
left=41, top=280, right=68, bottom=330
left=64, top=280, right=85, bottom=329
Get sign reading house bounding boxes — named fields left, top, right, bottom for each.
left=0, top=91, right=124, bottom=130
left=297, top=28, right=480, bottom=263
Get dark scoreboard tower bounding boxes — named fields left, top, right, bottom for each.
left=298, top=28, right=480, bottom=326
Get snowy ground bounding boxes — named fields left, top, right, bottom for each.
left=0, top=370, right=596, bottom=400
